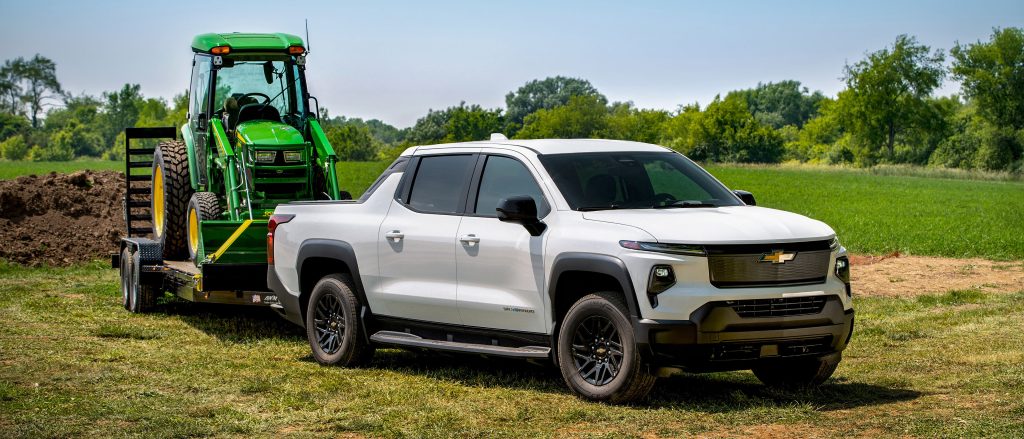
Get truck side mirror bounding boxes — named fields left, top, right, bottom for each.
left=497, top=196, right=546, bottom=236
left=733, top=190, right=756, bottom=206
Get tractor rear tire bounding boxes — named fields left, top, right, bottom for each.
left=152, top=140, right=193, bottom=260
left=187, top=192, right=224, bottom=263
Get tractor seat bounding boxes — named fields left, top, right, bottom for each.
left=236, top=103, right=282, bottom=126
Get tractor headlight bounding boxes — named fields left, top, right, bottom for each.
left=284, top=151, right=303, bottom=163
left=256, top=151, right=277, bottom=163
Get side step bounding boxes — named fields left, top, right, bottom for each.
left=369, top=331, right=551, bottom=359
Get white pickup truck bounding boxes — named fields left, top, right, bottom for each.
left=267, top=138, right=854, bottom=403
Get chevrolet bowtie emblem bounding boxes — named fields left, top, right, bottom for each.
left=760, top=250, right=796, bottom=264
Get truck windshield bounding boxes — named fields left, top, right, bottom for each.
left=213, top=59, right=305, bottom=121
left=538, top=151, right=742, bottom=211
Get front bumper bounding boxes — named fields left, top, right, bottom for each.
left=634, top=294, right=854, bottom=372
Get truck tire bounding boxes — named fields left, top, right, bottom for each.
left=556, top=292, right=656, bottom=403
left=152, top=140, right=193, bottom=260
left=752, top=352, right=841, bottom=388
left=186, top=192, right=224, bottom=262
left=126, top=248, right=159, bottom=313
left=305, top=274, right=374, bottom=367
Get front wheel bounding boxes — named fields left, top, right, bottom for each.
left=556, top=292, right=656, bottom=403
left=305, top=274, right=374, bottom=367
left=752, top=352, right=841, bottom=388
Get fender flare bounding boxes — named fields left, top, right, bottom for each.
left=548, top=252, right=641, bottom=320
left=296, top=239, right=369, bottom=308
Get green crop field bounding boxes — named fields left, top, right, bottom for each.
left=2, top=159, right=1022, bottom=259
left=0, top=262, right=1021, bottom=437
left=0, top=159, right=121, bottom=179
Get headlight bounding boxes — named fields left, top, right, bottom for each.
left=646, top=264, right=676, bottom=307
left=256, top=151, right=277, bottom=163
left=830, top=236, right=841, bottom=250
left=835, top=256, right=850, bottom=283
left=284, top=151, right=303, bottom=162
left=619, top=240, right=706, bottom=256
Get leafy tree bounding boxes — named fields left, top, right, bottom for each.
left=663, top=95, right=783, bottom=163
left=504, top=76, right=606, bottom=130
left=602, top=102, right=670, bottom=144
left=323, top=115, right=408, bottom=145
left=728, top=80, right=826, bottom=128
left=951, top=27, right=1024, bottom=130
left=406, top=103, right=503, bottom=145
left=7, top=55, right=63, bottom=128
left=835, top=35, right=946, bottom=161
left=515, top=95, right=609, bottom=139
left=0, top=63, right=20, bottom=115
left=325, top=124, right=380, bottom=161
left=0, top=111, right=28, bottom=141
left=102, top=84, right=144, bottom=147
left=48, top=119, right=103, bottom=157
left=0, top=134, right=29, bottom=160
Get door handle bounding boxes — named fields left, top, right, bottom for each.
left=385, top=230, right=404, bottom=242
left=459, top=234, right=480, bottom=246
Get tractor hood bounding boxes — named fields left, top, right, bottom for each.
left=582, top=206, right=835, bottom=244
left=235, top=121, right=305, bottom=145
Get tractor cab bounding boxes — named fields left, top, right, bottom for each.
left=123, top=32, right=342, bottom=269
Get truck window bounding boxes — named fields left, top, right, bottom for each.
left=407, top=154, right=476, bottom=214
left=473, top=155, right=549, bottom=217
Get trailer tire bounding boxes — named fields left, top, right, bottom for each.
left=305, top=274, right=374, bottom=367
left=152, top=140, right=193, bottom=260
left=186, top=192, right=224, bottom=262
left=126, top=250, right=159, bottom=313
left=119, top=247, right=132, bottom=310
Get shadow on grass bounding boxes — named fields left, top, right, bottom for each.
left=156, top=297, right=304, bottom=343
left=149, top=297, right=921, bottom=410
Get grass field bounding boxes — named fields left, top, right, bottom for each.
left=2, top=159, right=1022, bottom=259
left=0, top=262, right=1021, bottom=437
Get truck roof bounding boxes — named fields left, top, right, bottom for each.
left=409, top=138, right=671, bottom=156
left=191, top=32, right=304, bottom=53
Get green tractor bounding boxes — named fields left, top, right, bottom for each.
left=115, top=33, right=342, bottom=311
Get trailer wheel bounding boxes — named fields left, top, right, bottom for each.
left=119, top=247, right=133, bottom=310
left=126, top=250, right=159, bottom=313
left=305, top=274, right=374, bottom=367
left=186, top=192, right=224, bottom=262
left=152, top=140, right=193, bottom=260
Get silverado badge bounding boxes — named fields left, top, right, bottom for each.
left=760, top=250, right=797, bottom=264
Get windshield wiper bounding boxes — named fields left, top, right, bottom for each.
left=654, top=200, right=717, bottom=209
left=576, top=205, right=622, bottom=211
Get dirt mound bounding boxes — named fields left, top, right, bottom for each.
left=0, top=170, right=128, bottom=266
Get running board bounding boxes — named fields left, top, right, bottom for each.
left=369, top=331, right=551, bottom=359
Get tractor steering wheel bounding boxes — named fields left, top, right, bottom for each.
left=239, top=93, right=271, bottom=105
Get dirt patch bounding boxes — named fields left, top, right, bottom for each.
left=851, top=254, right=1024, bottom=297
left=0, top=170, right=127, bottom=266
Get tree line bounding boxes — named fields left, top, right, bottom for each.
left=2, top=28, right=1021, bottom=174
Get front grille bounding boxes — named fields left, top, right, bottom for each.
left=727, top=296, right=828, bottom=318
left=706, top=240, right=831, bottom=288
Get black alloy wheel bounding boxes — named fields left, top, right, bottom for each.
left=570, top=315, right=624, bottom=386
left=313, top=292, right=346, bottom=355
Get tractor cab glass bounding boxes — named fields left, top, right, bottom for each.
left=211, top=56, right=306, bottom=132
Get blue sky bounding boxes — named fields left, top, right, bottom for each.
left=1, top=0, right=1021, bottom=127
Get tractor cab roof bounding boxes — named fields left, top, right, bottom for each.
left=191, top=33, right=305, bottom=54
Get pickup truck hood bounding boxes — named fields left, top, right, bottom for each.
left=582, top=206, right=834, bottom=244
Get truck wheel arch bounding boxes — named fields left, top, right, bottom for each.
left=549, top=253, right=641, bottom=324
left=296, top=239, right=370, bottom=321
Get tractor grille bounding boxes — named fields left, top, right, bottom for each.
left=727, top=296, right=828, bottom=318
left=706, top=241, right=831, bottom=288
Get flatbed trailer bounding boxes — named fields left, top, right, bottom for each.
left=113, top=128, right=279, bottom=312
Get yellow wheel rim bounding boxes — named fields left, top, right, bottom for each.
left=152, top=167, right=165, bottom=237
left=188, top=206, right=199, bottom=257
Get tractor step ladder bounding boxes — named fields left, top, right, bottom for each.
left=124, top=127, right=177, bottom=238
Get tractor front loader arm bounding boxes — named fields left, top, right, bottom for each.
left=308, top=120, right=340, bottom=200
